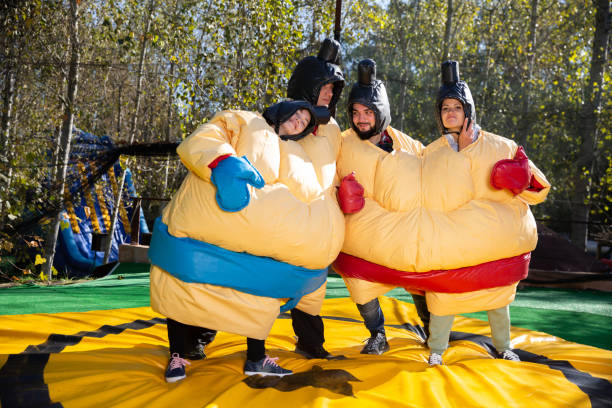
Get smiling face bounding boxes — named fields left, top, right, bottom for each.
left=317, top=83, right=334, bottom=107
left=440, top=98, right=465, bottom=132
left=351, top=103, right=376, bottom=133
left=278, top=108, right=312, bottom=137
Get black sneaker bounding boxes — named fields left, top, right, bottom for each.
left=243, top=355, right=292, bottom=377
left=165, top=353, right=191, bottom=383
left=360, top=332, right=390, bottom=355
left=294, top=343, right=347, bottom=360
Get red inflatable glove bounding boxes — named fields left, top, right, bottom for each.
left=338, top=172, right=365, bottom=214
left=490, top=146, right=532, bottom=195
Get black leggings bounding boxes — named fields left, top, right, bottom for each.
left=166, top=318, right=265, bottom=361
left=291, top=308, right=324, bottom=349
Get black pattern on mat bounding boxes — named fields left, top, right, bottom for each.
left=0, top=317, right=166, bottom=408
left=2, top=313, right=611, bottom=407
left=281, top=312, right=612, bottom=407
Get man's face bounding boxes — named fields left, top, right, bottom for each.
left=278, top=109, right=311, bottom=137
left=317, top=83, right=334, bottom=107
left=351, top=103, right=376, bottom=133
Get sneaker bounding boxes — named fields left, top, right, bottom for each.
left=244, top=355, right=293, bottom=377
left=295, top=343, right=347, bottom=360
left=428, top=352, right=443, bottom=366
left=165, top=353, right=191, bottom=383
left=360, top=332, right=390, bottom=355
left=500, top=349, right=520, bottom=361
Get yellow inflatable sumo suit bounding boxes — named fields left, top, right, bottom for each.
left=334, top=62, right=550, bottom=317
left=419, top=130, right=549, bottom=315
left=150, top=109, right=344, bottom=340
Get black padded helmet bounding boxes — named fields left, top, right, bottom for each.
left=263, top=100, right=322, bottom=141
left=435, top=60, right=476, bottom=134
left=287, top=38, right=345, bottom=115
left=347, top=59, right=391, bottom=140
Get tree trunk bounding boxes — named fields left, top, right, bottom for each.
left=310, top=2, right=317, bottom=47
left=163, top=62, right=175, bottom=194
left=104, top=0, right=155, bottom=263
left=570, top=0, right=610, bottom=250
left=333, top=0, right=342, bottom=42
left=442, top=0, right=453, bottom=62
left=116, top=81, right=123, bottom=138
left=43, top=0, right=80, bottom=280
left=0, top=5, right=19, bottom=224
left=0, top=65, right=14, bottom=150
left=2, top=91, right=23, bottom=229
left=517, top=0, right=538, bottom=147
left=0, top=59, right=15, bottom=222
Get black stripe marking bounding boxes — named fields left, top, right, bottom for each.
left=0, top=354, right=62, bottom=408
left=435, top=328, right=612, bottom=408
left=283, top=313, right=612, bottom=407
left=2, top=312, right=611, bottom=407
left=0, top=317, right=166, bottom=408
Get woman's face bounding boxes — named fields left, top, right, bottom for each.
left=278, top=109, right=312, bottom=137
left=441, top=98, right=465, bottom=131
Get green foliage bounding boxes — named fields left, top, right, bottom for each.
left=0, top=0, right=609, bottom=279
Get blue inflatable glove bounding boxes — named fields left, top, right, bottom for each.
left=210, top=155, right=265, bottom=212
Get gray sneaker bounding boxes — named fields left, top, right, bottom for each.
left=500, top=349, right=520, bottom=361
left=428, top=352, right=443, bottom=366
left=360, top=332, right=390, bottom=355
left=244, top=355, right=293, bottom=377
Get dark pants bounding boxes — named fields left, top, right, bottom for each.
left=166, top=318, right=266, bottom=361
left=357, top=294, right=430, bottom=338
left=356, top=298, right=385, bottom=336
left=411, top=293, right=430, bottom=337
left=291, top=308, right=325, bottom=350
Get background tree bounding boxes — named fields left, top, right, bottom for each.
left=569, top=0, right=609, bottom=249
left=0, top=0, right=609, bottom=282
left=42, top=0, right=81, bottom=278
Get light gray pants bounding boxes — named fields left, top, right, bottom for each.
left=427, top=305, right=511, bottom=355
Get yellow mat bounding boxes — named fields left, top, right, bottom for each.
left=1, top=297, right=611, bottom=407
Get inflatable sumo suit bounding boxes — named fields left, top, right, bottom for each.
left=149, top=102, right=345, bottom=340
left=286, top=39, right=346, bottom=350
left=335, top=59, right=424, bottom=306
left=334, top=61, right=551, bottom=316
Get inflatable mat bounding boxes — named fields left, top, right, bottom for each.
left=1, top=297, right=611, bottom=407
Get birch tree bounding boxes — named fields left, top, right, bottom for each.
left=42, top=0, right=81, bottom=279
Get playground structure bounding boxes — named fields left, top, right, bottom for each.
left=52, top=129, right=150, bottom=277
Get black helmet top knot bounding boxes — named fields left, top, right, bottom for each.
left=263, top=100, right=330, bottom=141
left=287, top=38, right=345, bottom=114
left=435, top=60, right=476, bottom=134
left=347, top=59, right=391, bottom=139
left=317, top=38, right=341, bottom=65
